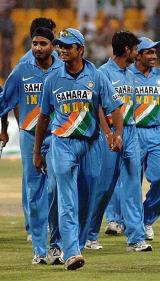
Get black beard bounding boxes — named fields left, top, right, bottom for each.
left=34, top=53, right=50, bottom=62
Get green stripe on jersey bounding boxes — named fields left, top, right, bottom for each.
left=70, top=111, right=92, bottom=137
left=136, top=105, right=160, bottom=127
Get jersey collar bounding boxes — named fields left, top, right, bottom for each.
left=107, top=58, right=127, bottom=72
left=29, top=54, right=63, bottom=72
left=132, top=63, right=157, bottom=76
left=60, top=59, right=91, bottom=79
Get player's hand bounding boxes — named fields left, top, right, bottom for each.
left=112, top=134, right=123, bottom=152
left=0, top=131, right=9, bottom=146
left=34, top=153, right=46, bottom=175
left=105, top=132, right=114, bottom=150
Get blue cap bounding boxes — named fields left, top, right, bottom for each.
left=53, top=28, right=85, bottom=46
left=138, top=37, right=160, bottom=52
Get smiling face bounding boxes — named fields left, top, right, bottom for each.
left=137, top=48, right=158, bottom=68
left=32, top=36, right=54, bottom=61
left=58, top=43, right=84, bottom=63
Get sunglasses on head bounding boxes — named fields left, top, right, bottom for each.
left=59, top=30, right=83, bottom=46
left=60, top=30, right=73, bottom=38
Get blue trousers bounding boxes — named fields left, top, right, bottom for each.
left=20, top=130, right=51, bottom=256
left=51, top=135, right=101, bottom=261
left=87, top=131, right=120, bottom=241
left=48, top=183, right=61, bottom=250
left=22, top=173, right=30, bottom=235
left=21, top=130, right=60, bottom=250
left=88, top=126, right=145, bottom=244
left=137, top=126, right=160, bottom=225
left=105, top=179, right=123, bottom=225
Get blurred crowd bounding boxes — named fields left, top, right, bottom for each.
left=0, top=0, right=160, bottom=80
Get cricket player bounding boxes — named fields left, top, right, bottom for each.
left=130, top=37, right=160, bottom=241
left=0, top=27, right=63, bottom=264
left=34, top=28, right=123, bottom=270
left=0, top=17, right=58, bottom=244
left=86, top=31, right=152, bottom=252
left=0, top=87, right=9, bottom=154
left=19, top=17, right=62, bottom=266
left=19, top=17, right=57, bottom=243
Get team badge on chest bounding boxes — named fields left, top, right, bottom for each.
left=156, top=79, right=160, bottom=86
left=87, top=81, right=95, bottom=89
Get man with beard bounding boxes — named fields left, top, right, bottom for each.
left=86, top=31, right=152, bottom=252
left=0, top=27, right=63, bottom=264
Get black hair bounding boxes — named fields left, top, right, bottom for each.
left=32, top=27, right=54, bottom=41
left=30, top=17, right=56, bottom=37
left=138, top=49, right=145, bottom=55
left=76, top=43, right=84, bottom=56
left=112, top=31, right=139, bottom=56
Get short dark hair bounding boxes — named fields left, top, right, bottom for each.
left=30, top=17, right=56, bottom=37
left=76, top=43, right=84, bottom=56
left=112, top=31, right=139, bottom=56
left=32, top=27, right=54, bottom=41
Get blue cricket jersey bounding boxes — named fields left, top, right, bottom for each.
left=130, top=63, right=160, bottom=127
left=40, top=60, right=123, bottom=138
left=99, top=58, right=135, bottom=126
left=0, top=54, right=63, bottom=133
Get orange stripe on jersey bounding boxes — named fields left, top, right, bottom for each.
left=134, top=104, right=149, bottom=118
left=105, top=104, right=127, bottom=125
left=54, top=112, right=80, bottom=135
left=121, top=104, right=127, bottom=115
left=21, top=106, right=40, bottom=129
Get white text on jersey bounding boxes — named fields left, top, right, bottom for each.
left=56, top=90, right=92, bottom=103
left=24, top=83, right=43, bottom=92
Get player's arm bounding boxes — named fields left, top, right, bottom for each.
left=34, top=113, right=50, bottom=172
left=13, top=105, right=19, bottom=126
left=111, top=108, right=123, bottom=151
left=34, top=78, right=52, bottom=171
left=0, top=67, right=20, bottom=117
left=98, top=71, right=123, bottom=151
left=100, top=107, right=123, bottom=152
left=99, top=106, right=114, bottom=150
left=0, top=114, right=9, bottom=146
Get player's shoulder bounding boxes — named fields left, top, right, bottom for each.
left=84, top=59, right=97, bottom=72
left=99, top=59, right=111, bottom=75
left=153, top=66, right=160, bottom=75
left=84, top=60, right=108, bottom=83
left=126, top=66, right=135, bottom=77
left=7, top=61, right=27, bottom=78
left=15, top=60, right=34, bottom=73
left=50, top=64, right=63, bottom=77
left=44, top=66, right=63, bottom=86
left=52, top=54, right=64, bottom=68
left=19, top=49, right=32, bottom=63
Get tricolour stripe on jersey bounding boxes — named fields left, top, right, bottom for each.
left=105, top=104, right=133, bottom=126
left=52, top=111, right=92, bottom=137
left=20, top=106, right=40, bottom=130
left=122, top=104, right=133, bottom=125
left=135, top=102, right=159, bottom=126
left=134, top=104, right=149, bottom=119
